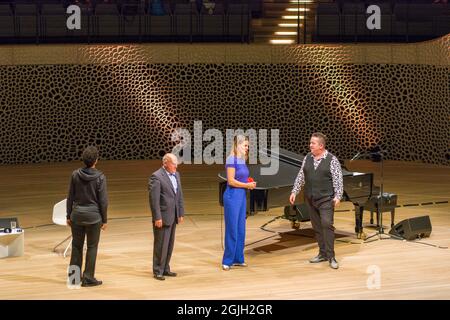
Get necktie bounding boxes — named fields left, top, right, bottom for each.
left=170, top=173, right=177, bottom=192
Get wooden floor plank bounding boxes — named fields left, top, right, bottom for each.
left=0, top=160, right=449, bottom=299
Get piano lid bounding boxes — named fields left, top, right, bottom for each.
left=218, top=148, right=371, bottom=190
left=259, top=148, right=304, bottom=168
left=218, top=148, right=302, bottom=189
left=260, top=148, right=365, bottom=178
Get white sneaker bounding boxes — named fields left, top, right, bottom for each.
left=222, top=265, right=230, bottom=271
left=329, top=258, right=339, bottom=270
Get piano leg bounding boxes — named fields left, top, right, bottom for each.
left=355, top=206, right=364, bottom=239
left=390, top=209, right=395, bottom=227
left=247, top=191, right=257, bottom=217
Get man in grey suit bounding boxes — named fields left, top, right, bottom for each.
left=149, top=153, right=185, bottom=280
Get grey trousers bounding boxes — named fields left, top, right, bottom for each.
left=306, top=197, right=335, bottom=260
left=69, top=221, right=102, bottom=282
left=152, top=222, right=176, bottom=275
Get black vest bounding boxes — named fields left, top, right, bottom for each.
left=303, top=152, right=334, bottom=201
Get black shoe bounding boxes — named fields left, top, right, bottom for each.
left=329, top=258, right=339, bottom=269
left=163, top=271, right=177, bottom=277
left=154, top=274, right=165, bottom=281
left=309, top=255, right=328, bottom=263
left=81, top=278, right=103, bottom=287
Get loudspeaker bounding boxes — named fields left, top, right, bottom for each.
left=389, top=215, right=432, bottom=240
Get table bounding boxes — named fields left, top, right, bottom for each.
left=0, top=229, right=24, bottom=258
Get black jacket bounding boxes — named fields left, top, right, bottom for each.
left=66, top=167, right=108, bottom=224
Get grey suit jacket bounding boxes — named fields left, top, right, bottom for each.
left=148, top=167, right=185, bottom=226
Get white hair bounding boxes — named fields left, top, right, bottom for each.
left=163, top=153, right=177, bottom=164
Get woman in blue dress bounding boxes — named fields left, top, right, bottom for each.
left=222, top=135, right=257, bottom=270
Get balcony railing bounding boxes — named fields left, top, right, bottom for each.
left=315, top=0, right=450, bottom=43
left=0, top=1, right=448, bottom=45
left=0, top=0, right=256, bottom=44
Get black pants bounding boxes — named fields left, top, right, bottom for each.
left=153, top=223, right=176, bottom=276
left=69, top=222, right=102, bottom=282
left=306, top=197, right=335, bottom=260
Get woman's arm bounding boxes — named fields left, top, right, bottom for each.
left=226, top=167, right=255, bottom=189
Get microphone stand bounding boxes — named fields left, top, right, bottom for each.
left=364, top=152, right=401, bottom=242
left=351, top=151, right=440, bottom=247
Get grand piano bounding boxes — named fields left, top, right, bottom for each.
left=218, top=148, right=374, bottom=238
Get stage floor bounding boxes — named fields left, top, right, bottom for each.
left=0, top=160, right=449, bottom=299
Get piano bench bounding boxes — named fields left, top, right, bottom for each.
left=365, top=193, right=398, bottom=228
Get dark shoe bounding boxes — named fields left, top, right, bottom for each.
left=154, top=274, right=165, bottom=281
left=163, top=271, right=177, bottom=277
left=309, top=255, right=328, bottom=263
left=329, top=258, right=339, bottom=269
left=81, top=278, right=103, bottom=287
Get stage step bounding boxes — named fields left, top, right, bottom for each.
left=253, top=0, right=318, bottom=44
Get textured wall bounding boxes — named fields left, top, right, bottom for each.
left=0, top=36, right=449, bottom=165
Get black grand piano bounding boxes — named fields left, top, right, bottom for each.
left=218, top=148, right=374, bottom=238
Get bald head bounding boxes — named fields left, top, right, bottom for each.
left=163, top=153, right=178, bottom=174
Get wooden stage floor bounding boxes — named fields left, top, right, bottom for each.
left=0, top=160, right=449, bottom=299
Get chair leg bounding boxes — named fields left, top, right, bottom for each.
left=53, top=235, right=72, bottom=252
left=370, top=210, right=374, bottom=225
left=63, top=238, right=72, bottom=258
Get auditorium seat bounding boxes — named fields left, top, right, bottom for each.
left=0, top=4, right=14, bottom=39
left=342, top=2, right=367, bottom=41
left=14, top=3, right=39, bottom=40
left=434, top=4, right=450, bottom=36
left=227, top=0, right=262, bottom=18
left=407, top=4, right=437, bottom=36
left=174, top=2, right=199, bottom=41
left=122, top=2, right=144, bottom=39
left=366, top=2, right=393, bottom=39
left=393, top=3, right=436, bottom=40
left=200, top=2, right=225, bottom=39
left=227, top=3, right=249, bottom=43
left=94, top=2, right=121, bottom=38
left=65, top=2, right=91, bottom=40
left=40, top=3, right=68, bottom=39
left=145, top=0, right=172, bottom=39
left=316, top=3, right=340, bottom=40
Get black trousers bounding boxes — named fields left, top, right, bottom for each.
left=306, top=197, right=335, bottom=260
left=153, top=222, right=176, bottom=275
left=69, top=222, right=102, bottom=282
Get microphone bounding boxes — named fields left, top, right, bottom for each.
left=350, top=152, right=361, bottom=161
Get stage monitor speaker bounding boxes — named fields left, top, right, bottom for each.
left=389, top=215, right=432, bottom=240
left=0, top=217, right=19, bottom=229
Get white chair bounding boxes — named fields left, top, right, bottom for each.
left=52, top=199, right=72, bottom=258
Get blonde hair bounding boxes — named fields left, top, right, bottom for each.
left=230, top=135, right=248, bottom=160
